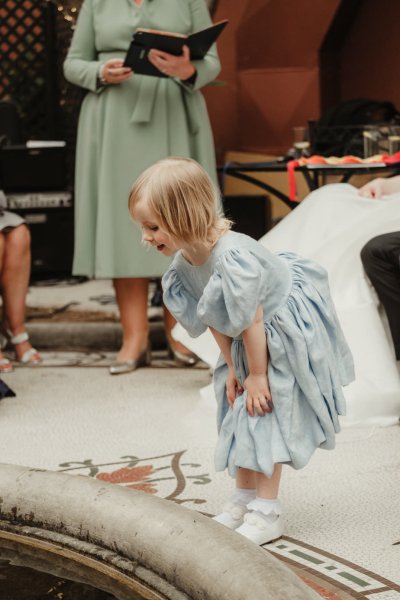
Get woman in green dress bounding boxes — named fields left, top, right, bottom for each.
left=64, top=0, right=221, bottom=373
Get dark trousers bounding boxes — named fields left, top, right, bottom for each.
left=361, top=231, right=400, bottom=359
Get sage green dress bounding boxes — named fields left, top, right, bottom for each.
left=63, top=0, right=221, bottom=277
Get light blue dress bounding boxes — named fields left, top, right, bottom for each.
left=163, top=231, right=355, bottom=478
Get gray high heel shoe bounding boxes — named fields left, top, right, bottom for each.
left=167, top=341, right=199, bottom=367
left=109, top=344, right=151, bottom=375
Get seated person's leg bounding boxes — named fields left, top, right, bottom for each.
left=361, top=232, right=400, bottom=359
left=0, top=224, right=41, bottom=364
left=0, top=232, right=13, bottom=373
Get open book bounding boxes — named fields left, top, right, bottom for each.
left=123, top=19, right=228, bottom=77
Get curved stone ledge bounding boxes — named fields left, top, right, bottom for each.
left=0, top=464, right=318, bottom=600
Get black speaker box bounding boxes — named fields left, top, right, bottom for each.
left=222, top=194, right=271, bottom=240
left=15, top=207, right=74, bottom=278
left=0, top=101, right=22, bottom=144
left=0, top=145, right=67, bottom=192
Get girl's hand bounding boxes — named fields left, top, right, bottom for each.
left=148, top=45, right=196, bottom=80
left=226, top=366, right=244, bottom=409
left=244, top=374, right=273, bottom=417
left=99, top=59, right=132, bottom=84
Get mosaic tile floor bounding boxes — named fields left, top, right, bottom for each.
left=0, top=354, right=398, bottom=599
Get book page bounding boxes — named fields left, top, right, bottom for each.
left=136, top=27, right=187, bottom=39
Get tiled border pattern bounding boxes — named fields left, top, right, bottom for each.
left=269, top=537, right=400, bottom=599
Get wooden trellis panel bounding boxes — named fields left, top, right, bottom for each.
left=0, top=0, right=59, bottom=139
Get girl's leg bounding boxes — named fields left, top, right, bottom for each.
left=0, top=225, right=40, bottom=362
left=0, top=233, right=12, bottom=372
left=255, top=464, right=282, bottom=499
left=113, top=277, right=150, bottom=362
left=212, top=468, right=256, bottom=529
left=236, top=467, right=257, bottom=490
left=235, top=465, right=284, bottom=544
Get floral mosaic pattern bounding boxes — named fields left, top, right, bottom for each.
left=96, top=464, right=158, bottom=494
left=59, top=450, right=211, bottom=507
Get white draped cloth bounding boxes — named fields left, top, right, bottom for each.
left=173, top=183, right=400, bottom=426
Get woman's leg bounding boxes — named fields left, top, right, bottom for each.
left=0, top=233, right=11, bottom=371
left=113, top=277, right=149, bottom=362
left=0, top=225, right=39, bottom=361
left=163, top=305, right=200, bottom=365
left=163, top=305, right=198, bottom=355
left=0, top=233, right=5, bottom=285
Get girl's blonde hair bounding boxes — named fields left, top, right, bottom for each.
left=128, top=157, right=232, bottom=246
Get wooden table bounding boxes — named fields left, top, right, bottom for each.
left=221, top=159, right=400, bottom=210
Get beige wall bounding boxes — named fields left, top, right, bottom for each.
left=340, top=0, right=400, bottom=108
left=204, top=0, right=340, bottom=160
left=204, top=0, right=400, bottom=163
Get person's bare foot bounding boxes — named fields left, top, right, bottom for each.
left=0, top=349, right=13, bottom=373
left=14, top=338, right=41, bottom=363
left=3, top=327, right=42, bottom=364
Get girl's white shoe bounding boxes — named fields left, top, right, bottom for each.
left=235, top=511, right=284, bottom=545
left=212, top=501, right=248, bottom=530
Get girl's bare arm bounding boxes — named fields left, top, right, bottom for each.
left=242, top=305, right=272, bottom=417
left=209, top=327, right=243, bottom=407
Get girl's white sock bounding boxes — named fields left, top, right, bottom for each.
left=247, top=497, right=282, bottom=523
left=213, top=488, right=256, bottom=529
left=231, top=488, right=257, bottom=506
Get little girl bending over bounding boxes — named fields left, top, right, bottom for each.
left=129, top=157, right=355, bottom=546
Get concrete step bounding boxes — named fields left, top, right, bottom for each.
left=26, top=320, right=166, bottom=352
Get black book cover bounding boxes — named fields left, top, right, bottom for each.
left=123, top=20, right=228, bottom=77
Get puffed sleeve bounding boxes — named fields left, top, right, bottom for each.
left=162, top=268, right=208, bottom=338
left=197, top=249, right=264, bottom=338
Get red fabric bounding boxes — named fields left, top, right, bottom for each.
left=287, top=159, right=300, bottom=202
left=383, top=151, right=400, bottom=164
